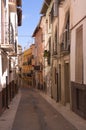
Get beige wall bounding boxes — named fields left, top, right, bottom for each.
left=58, top=0, right=70, bottom=105
left=42, top=1, right=53, bottom=96
left=70, top=0, right=86, bottom=28
left=59, top=0, right=70, bottom=43
left=83, top=21, right=86, bottom=84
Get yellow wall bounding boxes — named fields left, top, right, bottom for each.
left=22, top=47, right=32, bottom=84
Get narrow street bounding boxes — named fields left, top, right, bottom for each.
left=12, top=87, right=77, bottom=130
left=0, top=1, right=86, bottom=130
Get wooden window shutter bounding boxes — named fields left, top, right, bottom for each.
left=75, top=25, right=83, bottom=83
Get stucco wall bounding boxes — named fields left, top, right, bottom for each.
left=71, top=0, right=86, bottom=27
left=59, top=0, right=70, bottom=43
left=70, top=0, right=86, bottom=83
left=70, top=28, right=76, bottom=81
left=83, top=20, right=86, bottom=84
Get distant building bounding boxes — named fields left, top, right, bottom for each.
left=17, top=44, right=22, bottom=74
left=22, top=44, right=35, bottom=86
left=32, top=17, right=44, bottom=90
left=40, top=0, right=52, bottom=96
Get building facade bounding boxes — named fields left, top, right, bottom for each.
left=0, top=0, right=22, bottom=115
left=70, top=0, right=86, bottom=119
left=40, top=0, right=70, bottom=104
left=51, top=0, right=59, bottom=101
left=32, top=19, right=44, bottom=89
left=40, top=0, right=52, bottom=96
left=33, top=0, right=86, bottom=119
left=57, top=0, right=70, bottom=105
left=22, top=45, right=35, bottom=86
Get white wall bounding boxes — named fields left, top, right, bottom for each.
left=70, top=0, right=86, bottom=83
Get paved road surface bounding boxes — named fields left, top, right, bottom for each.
left=12, top=87, right=77, bottom=130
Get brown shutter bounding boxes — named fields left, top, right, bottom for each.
left=75, top=25, right=83, bottom=83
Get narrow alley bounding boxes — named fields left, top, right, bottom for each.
left=0, top=0, right=86, bottom=130
left=11, top=87, right=77, bottom=130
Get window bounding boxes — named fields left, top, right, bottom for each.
left=46, top=19, right=48, bottom=33
left=61, top=12, right=70, bottom=51
left=50, top=6, right=54, bottom=23
left=54, top=67, right=57, bottom=84
left=2, top=56, right=7, bottom=75
left=47, top=37, right=51, bottom=65
left=53, top=28, right=57, bottom=54
left=75, top=25, right=83, bottom=83
left=41, top=33, right=44, bottom=42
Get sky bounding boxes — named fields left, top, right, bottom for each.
left=18, top=0, right=43, bottom=50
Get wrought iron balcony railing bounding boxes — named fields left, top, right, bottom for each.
left=5, top=23, right=14, bottom=44
left=60, top=29, right=70, bottom=54
left=0, top=23, right=15, bottom=52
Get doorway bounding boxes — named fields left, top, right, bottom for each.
left=64, top=63, right=70, bottom=103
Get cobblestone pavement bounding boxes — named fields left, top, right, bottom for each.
left=12, top=87, right=77, bottom=130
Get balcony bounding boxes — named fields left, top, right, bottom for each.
left=9, top=40, right=18, bottom=56
left=60, top=28, right=70, bottom=55
left=60, top=42, right=70, bottom=55
left=17, top=7, right=22, bottom=26
left=1, top=44, right=14, bottom=52
left=1, top=23, right=15, bottom=52
left=8, top=0, right=16, bottom=12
